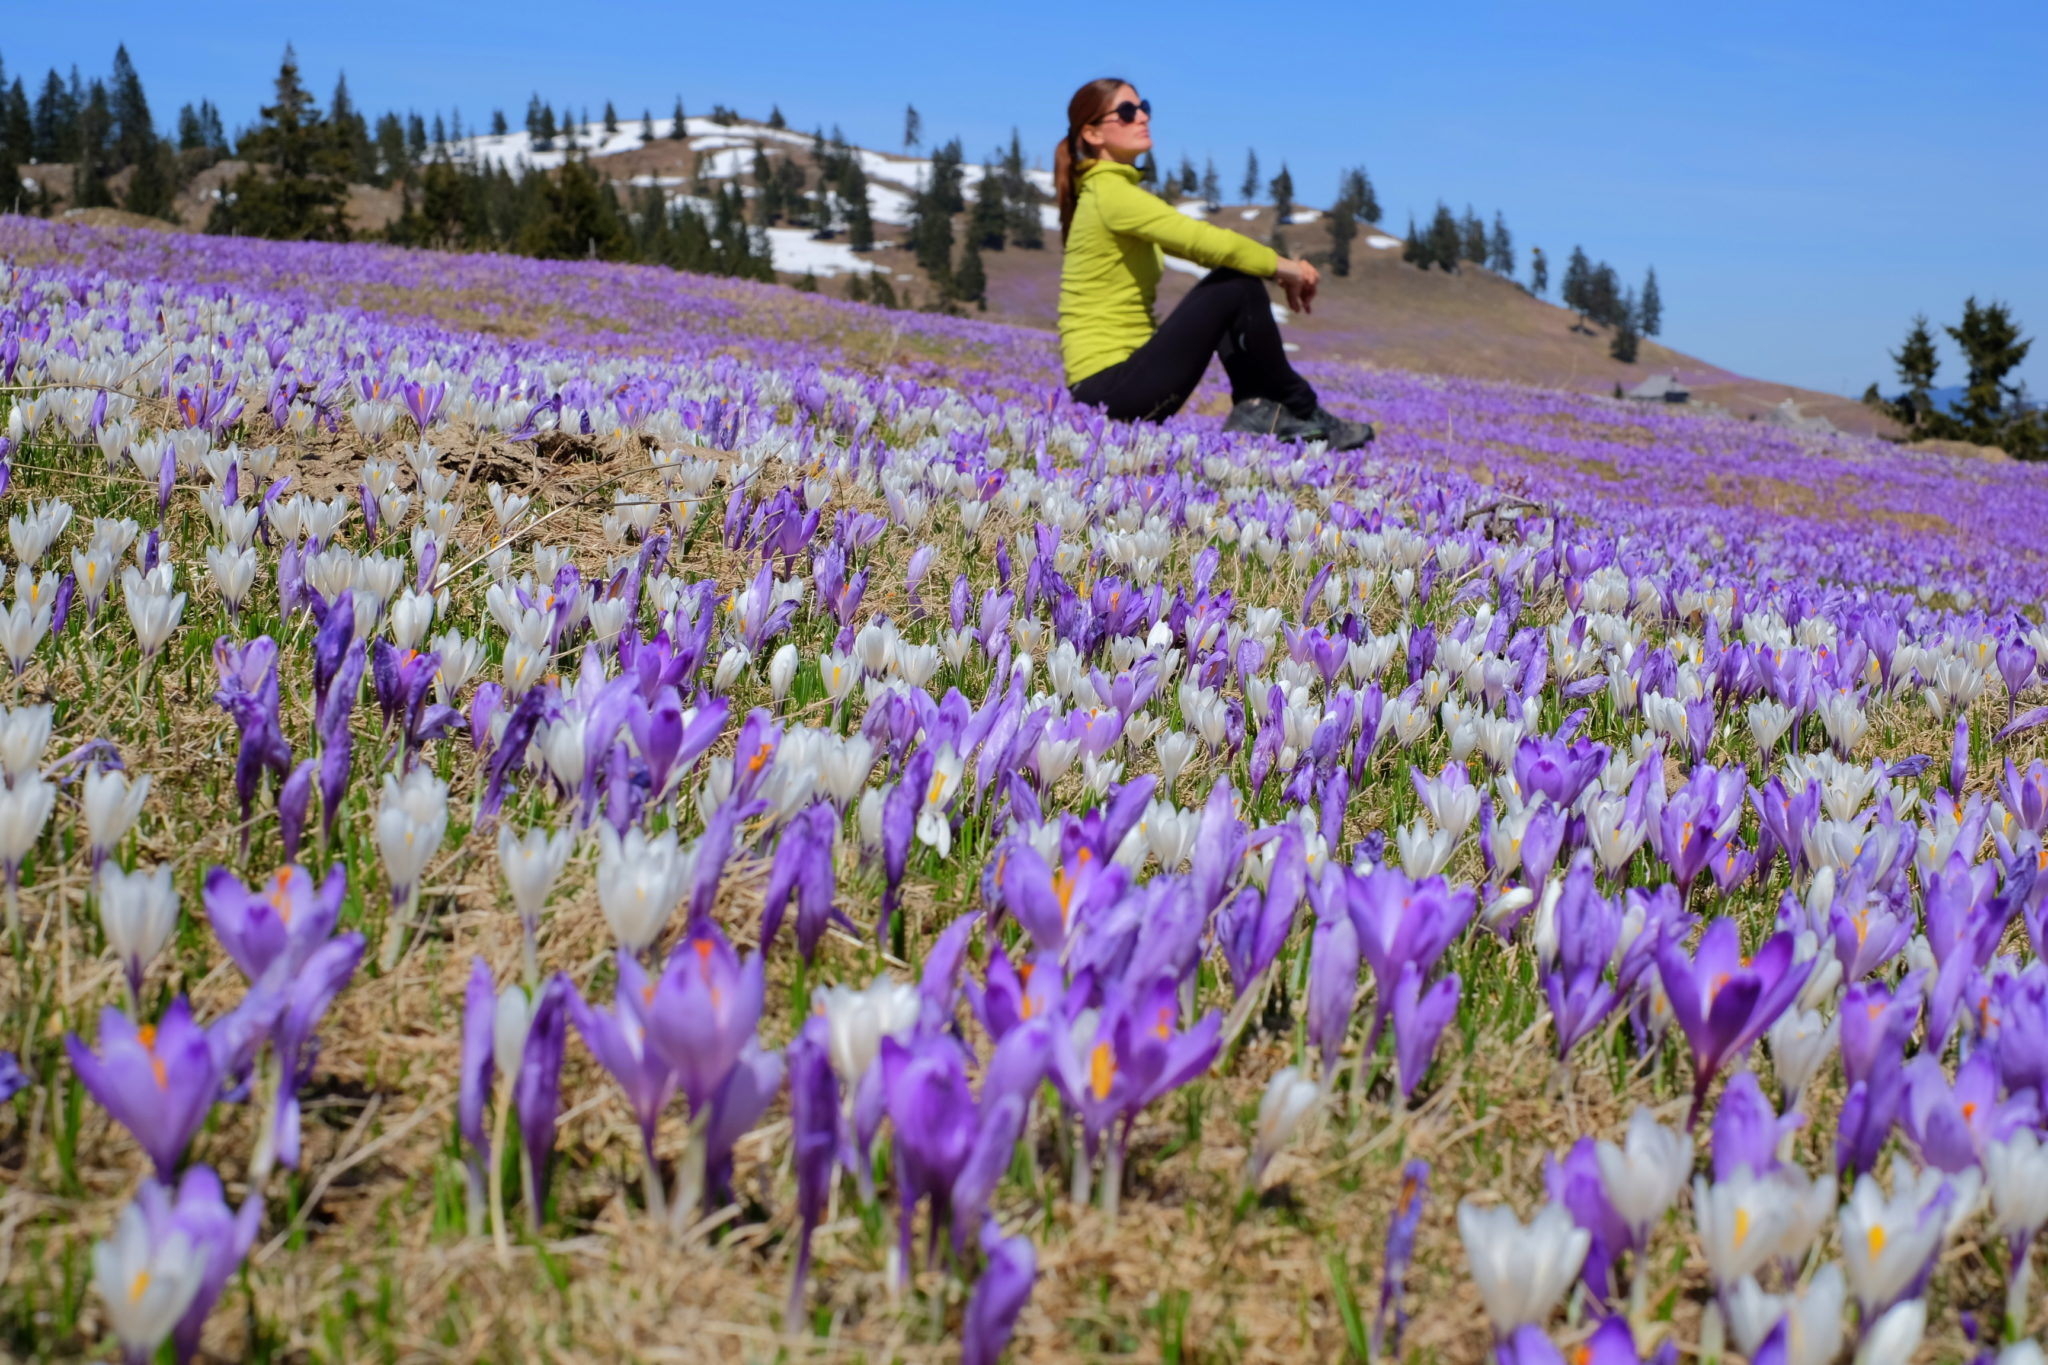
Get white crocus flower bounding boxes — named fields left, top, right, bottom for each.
left=1456, top=1199, right=1589, bottom=1337
left=768, top=642, right=798, bottom=702
left=1694, top=1170, right=1799, bottom=1292
left=1725, top=1264, right=1847, bottom=1365
left=98, top=862, right=180, bottom=996
left=1767, top=1007, right=1839, bottom=1112
left=376, top=769, right=449, bottom=903
left=712, top=645, right=752, bottom=693
left=1987, top=1132, right=2048, bottom=1345
left=83, top=768, right=152, bottom=866
left=121, top=565, right=186, bottom=659
left=1596, top=1107, right=1694, bottom=1243
left=1852, top=1298, right=1925, bottom=1365
left=498, top=824, right=574, bottom=926
left=815, top=975, right=921, bottom=1089
left=204, top=544, right=259, bottom=614
left=492, top=983, right=532, bottom=1087
left=595, top=824, right=688, bottom=954
left=1839, top=1172, right=1950, bottom=1320
left=1249, top=1067, right=1320, bottom=1187
left=0, top=771, right=56, bottom=883
left=915, top=745, right=964, bottom=856
left=91, top=1203, right=208, bottom=1363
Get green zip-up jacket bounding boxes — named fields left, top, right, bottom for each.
left=1058, top=159, right=1281, bottom=387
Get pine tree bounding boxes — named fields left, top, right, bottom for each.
left=1488, top=212, right=1513, bottom=276
left=796, top=269, right=818, bottom=292
left=1136, top=151, right=1157, bottom=186
left=956, top=237, right=987, bottom=310
left=641, top=109, right=655, bottom=142
left=1529, top=246, right=1548, bottom=297
left=108, top=44, right=155, bottom=170
left=751, top=146, right=777, bottom=224
left=73, top=81, right=114, bottom=209
left=768, top=104, right=786, bottom=130
left=1337, top=166, right=1379, bottom=224
left=331, top=74, right=376, bottom=182
left=210, top=46, right=351, bottom=241
left=1947, top=297, right=2033, bottom=443
left=1586, top=263, right=1622, bottom=328
left=431, top=113, right=447, bottom=150
left=0, top=61, right=14, bottom=212
left=491, top=109, right=508, bottom=136
left=1639, top=266, right=1662, bottom=336
left=1201, top=157, right=1221, bottom=213
left=1269, top=162, right=1293, bottom=224
left=910, top=175, right=954, bottom=285
left=844, top=271, right=869, bottom=304
left=1427, top=202, right=1461, bottom=272
left=842, top=159, right=874, bottom=251
left=1460, top=205, right=1486, bottom=263
left=970, top=158, right=1007, bottom=249
left=5, top=80, right=31, bottom=176
left=870, top=270, right=898, bottom=309
left=1887, top=314, right=1940, bottom=426
left=603, top=101, right=618, bottom=135
left=903, top=104, right=921, bottom=151
left=1327, top=196, right=1356, bottom=277
left=1609, top=289, right=1640, bottom=362
left=1402, top=214, right=1427, bottom=268
left=1002, top=130, right=1042, bottom=249
left=374, top=112, right=406, bottom=181
left=123, top=134, right=176, bottom=219
left=32, top=69, right=74, bottom=163
left=1176, top=155, right=1197, bottom=195
left=670, top=96, right=687, bottom=138
left=1240, top=149, right=1259, bottom=202
left=1562, top=246, right=1591, bottom=327
left=519, top=155, right=628, bottom=259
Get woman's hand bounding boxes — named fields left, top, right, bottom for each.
left=1274, top=257, right=1319, bottom=315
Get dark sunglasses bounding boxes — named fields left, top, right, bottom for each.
left=1090, top=98, right=1151, bottom=126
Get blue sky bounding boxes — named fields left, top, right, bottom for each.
left=9, top=1, right=2045, bottom=398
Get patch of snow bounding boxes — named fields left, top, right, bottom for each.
left=1283, top=342, right=1300, bottom=352
left=865, top=180, right=917, bottom=226
left=1366, top=234, right=1401, bottom=250
left=1239, top=209, right=1259, bottom=220
left=764, top=228, right=886, bottom=277
left=1176, top=200, right=1209, bottom=219
left=1271, top=303, right=1291, bottom=326
left=1161, top=255, right=1207, bottom=278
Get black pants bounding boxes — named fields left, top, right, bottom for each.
left=1067, top=267, right=1320, bottom=423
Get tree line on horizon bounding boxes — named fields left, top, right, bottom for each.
left=3, top=44, right=1674, bottom=336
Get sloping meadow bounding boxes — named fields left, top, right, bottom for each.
left=0, top=217, right=2046, bottom=1363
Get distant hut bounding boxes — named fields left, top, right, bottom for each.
left=1623, top=373, right=1690, bottom=403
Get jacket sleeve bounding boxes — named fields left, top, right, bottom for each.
left=1093, top=175, right=1280, bottom=276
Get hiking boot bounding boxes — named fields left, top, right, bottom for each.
left=1222, top=398, right=1324, bottom=441
left=1308, top=406, right=1376, bottom=452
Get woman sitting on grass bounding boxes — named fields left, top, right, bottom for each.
left=1055, top=76, right=1372, bottom=449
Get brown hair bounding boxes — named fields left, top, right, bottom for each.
left=1054, top=77, right=1130, bottom=242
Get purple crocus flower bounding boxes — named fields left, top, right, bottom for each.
left=785, top=1017, right=838, bottom=1330
left=201, top=862, right=347, bottom=986
left=1656, top=918, right=1811, bottom=1126
left=1710, top=1069, right=1797, bottom=1180
left=1544, top=1137, right=1628, bottom=1303
left=67, top=998, right=220, bottom=1181
left=135, top=1164, right=262, bottom=1365
left=703, top=1037, right=784, bottom=1211
left=1543, top=855, right=1621, bottom=1059
left=515, top=974, right=571, bottom=1222
left=1391, top=962, right=1460, bottom=1106
left=1840, top=975, right=1923, bottom=1091
left=459, top=958, right=497, bottom=1231
left=271, top=932, right=366, bottom=1171
left=0, top=1049, right=24, bottom=1103
left=644, top=922, right=765, bottom=1117
left=1836, top=1065, right=1907, bottom=1180
left=1514, top=733, right=1609, bottom=810
left=568, top=952, right=676, bottom=1168
left=879, top=1030, right=979, bottom=1274
left=961, top=1219, right=1037, bottom=1365
left=210, top=635, right=293, bottom=844
left=1346, top=865, right=1476, bottom=1048
left=761, top=802, right=844, bottom=962
left=1373, top=1159, right=1429, bottom=1359
left=1307, top=889, right=1360, bottom=1079
left=1901, top=1050, right=2037, bottom=1173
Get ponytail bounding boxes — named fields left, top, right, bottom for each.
left=1056, top=77, right=1129, bottom=242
